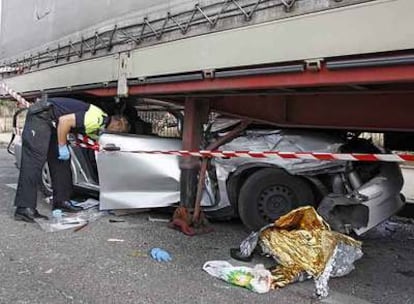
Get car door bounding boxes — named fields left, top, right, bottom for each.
left=97, top=132, right=182, bottom=210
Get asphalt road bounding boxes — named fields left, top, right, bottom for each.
left=0, top=147, right=413, bottom=304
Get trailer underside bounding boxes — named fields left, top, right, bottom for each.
left=81, top=51, right=414, bottom=133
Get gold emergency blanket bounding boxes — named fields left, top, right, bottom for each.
left=259, top=206, right=362, bottom=289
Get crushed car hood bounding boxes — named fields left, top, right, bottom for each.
left=215, top=130, right=347, bottom=175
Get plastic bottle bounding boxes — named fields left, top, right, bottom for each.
left=52, top=209, right=63, bottom=224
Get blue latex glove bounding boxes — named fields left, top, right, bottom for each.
left=150, top=248, right=172, bottom=262
left=58, top=145, right=70, bottom=160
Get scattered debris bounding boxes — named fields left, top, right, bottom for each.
left=109, top=219, right=126, bottom=223
left=237, top=206, right=363, bottom=298
left=361, top=216, right=414, bottom=240
left=148, top=215, right=170, bottom=223
left=150, top=248, right=172, bottom=262
left=396, top=270, right=414, bottom=278
left=107, top=238, right=125, bottom=242
left=73, top=222, right=89, bottom=233
left=5, top=183, right=17, bottom=190
left=62, top=221, right=81, bottom=225
left=52, top=209, right=63, bottom=224
left=203, top=261, right=272, bottom=294
left=35, top=207, right=106, bottom=232
left=110, top=209, right=150, bottom=216
left=70, top=198, right=100, bottom=210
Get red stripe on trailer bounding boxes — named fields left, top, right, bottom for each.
left=86, top=64, right=414, bottom=97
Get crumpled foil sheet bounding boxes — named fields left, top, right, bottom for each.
left=246, top=206, right=363, bottom=297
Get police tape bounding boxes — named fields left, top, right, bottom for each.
left=74, top=135, right=414, bottom=162
left=0, top=66, right=22, bottom=73
left=0, top=81, right=31, bottom=108
left=75, top=134, right=100, bottom=150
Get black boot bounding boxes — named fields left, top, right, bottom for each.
left=53, top=201, right=83, bottom=213
left=15, top=207, right=49, bottom=223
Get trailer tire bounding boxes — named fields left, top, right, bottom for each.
left=238, top=168, right=315, bottom=231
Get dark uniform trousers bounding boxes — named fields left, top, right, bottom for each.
left=14, top=102, right=73, bottom=208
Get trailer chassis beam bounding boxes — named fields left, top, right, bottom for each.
left=85, top=63, right=414, bottom=97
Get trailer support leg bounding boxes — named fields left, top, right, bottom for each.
left=179, top=98, right=209, bottom=208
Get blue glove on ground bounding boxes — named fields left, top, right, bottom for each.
left=150, top=248, right=172, bottom=262
left=58, top=145, right=70, bottom=160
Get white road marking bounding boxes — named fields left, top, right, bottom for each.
left=5, top=183, right=17, bottom=190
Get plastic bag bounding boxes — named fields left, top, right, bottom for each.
left=70, top=198, right=100, bottom=210
left=35, top=207, right=107, bottom=232
left=203, top=261, right=272, bottom=293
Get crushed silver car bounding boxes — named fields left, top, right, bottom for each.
left=9, top=104, right=404, bottom=234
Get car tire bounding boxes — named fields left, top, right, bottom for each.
left=40, top=163, right=53, bottom=197
left=238, top=168, right=315, bottom=231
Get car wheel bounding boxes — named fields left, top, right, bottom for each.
left=40, top=163, right=53, bottom=197
left=238, top=168, right=315, bottom=231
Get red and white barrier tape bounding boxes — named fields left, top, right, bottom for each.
left=119, top=150, right=414, bottom=162
left=0, top=67, right=21, bottom=73
left=74, top=135, right=414, bottom=162
left=0, top=82, right=31, bottom=108
left=75, top=134, right=100, bottom=151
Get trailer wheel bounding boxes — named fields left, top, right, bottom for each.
left=238, top=168, right=315, bottom=231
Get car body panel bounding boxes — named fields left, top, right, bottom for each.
left=216, top=130, right=346, bottom=176
left=97, top=133, right=182, bottom=210
left=355, top=162, right=404, bottom=235
left=206, top=130, right=347, bottom=212
left=318, top=162, right=405, bottom=235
